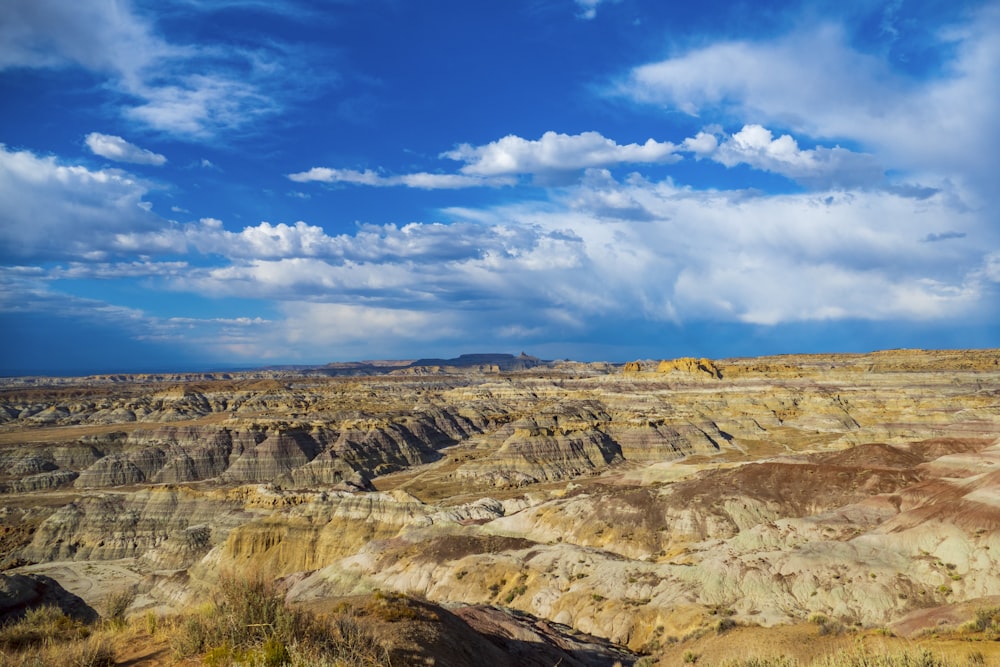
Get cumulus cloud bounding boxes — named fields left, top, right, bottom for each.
left=174, top=173, right=991, bottom=331
left=683, top=124, right=884, bottom=189
left=289, top=130, right=678, bottom=189
left=0, top=144, right=159, bottom=260
left=6, top=129, right=995, bottom=353
left=0, top=0, right=287, bottom=137
left=85, top=132, right=166, bottom=165
left=6, top=161, right=996, bottom=363
left=443, top=130, right=679, bottom=176
left=617, top=8, right=1000, bottom=194
left=442, top=173, right=992, bottom=326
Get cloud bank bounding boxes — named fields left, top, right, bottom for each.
left=2, top=2, right=997, bottom=367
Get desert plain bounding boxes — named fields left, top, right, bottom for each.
left=1, top=348, right=1000, bottom=666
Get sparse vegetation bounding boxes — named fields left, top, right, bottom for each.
left=0, top=605, right=114, bottom=667
left=809, top=613, right=848, bottom=637
left=721, top=646, right=981, bottom=667
left=723, top=659, right=797, bottom=667
left=715, top=616, right=738, bottom=634
left=101, top=587, right=135, bottom=629
left=960, top=606, right=1000, bottom=639
left=0, top=605, right=90, bottom=653
left=504, top=584, right=528, bottom=603
left=169, top=574, right=390, bottom=666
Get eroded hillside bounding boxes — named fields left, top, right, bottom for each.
left=1, top=349, right=999, bottom=664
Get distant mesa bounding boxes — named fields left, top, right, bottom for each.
left=410, top=352, right=542, bottom=371
left=319, top=352, right=544, bottom=376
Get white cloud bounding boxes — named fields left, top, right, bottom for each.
left=49, top=261, right=190, bottom=280
left=287, top=166, right=513, bottom=189
left=162, top=171, right=992, bottom=331
left=620, top=25, right=899, bottom=128
left=443, top=130, right=679, bottom=176
left=398, top=172, right=510, bottom=189
left=107, top=216, right=547, bottom=268
left=125, top=76, right=278, bottom=137
left=44, top=154, right=988, bottom=332
left=446, top=172, right=993, bottom=326
left=290, top=131, right=680, bottom=191
left=0, top=144, right=159, bottom=260
left=685, top=124, right=884, bottom=189
left=279, top=302, right=457, bottom=347
left=0, top=0, right=287, bottom=138
left=85, top=132, right=166, bottom=165
left=617, top=7, right=1000, bottom=195
left=5, top=163, right=996, bottom=364
left=288, top=167, right=380, bottom=185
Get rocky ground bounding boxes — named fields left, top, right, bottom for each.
left=1, top=348, right=999, bottom=665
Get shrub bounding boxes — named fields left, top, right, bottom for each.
left=721, top=659, right=798, bottom=667
left=169, top=575, right=390, bottom=666
left=969, top=606, right=1000, bottom=633
left=814, top=647, right=948, bottom=667
left=67, top=635, right=116, bottom=667
left=0, top=605, right=89, bottom=653
left=715, top=616, right=737, bottom=634
left=102, top=587, right=135, bottom=629
left=503, top=586, right=526, bottom=604
left=723, top=646, right=971, bottom=667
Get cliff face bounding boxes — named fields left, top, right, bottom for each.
left=1, top=348, right=999, bottom=657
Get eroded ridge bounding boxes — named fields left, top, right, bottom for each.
left=1, top=348, right=999, bottom=664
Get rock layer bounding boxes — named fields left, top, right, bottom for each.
left=1, top=348, right=999, bottom=659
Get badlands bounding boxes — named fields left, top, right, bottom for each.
left=1, top=349, right=999, bottom=665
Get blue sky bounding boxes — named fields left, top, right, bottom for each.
left=1, top=0, right=998, bottom=374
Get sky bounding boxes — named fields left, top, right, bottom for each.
left=1, top=0, right=998, bottom=375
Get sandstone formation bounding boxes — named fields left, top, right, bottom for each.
left=1, top=348, right=999, bottom=663
left=655, top=356, right=722, bottom=378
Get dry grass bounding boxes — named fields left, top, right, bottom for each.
left=0, top=606, right=114, bottom=667
left=0, top=605, right=90, bottom=653
left=720, top=645, right=989, bottom=667
left=1, top=577, right=391, bottom=667
left=960, top=606, right=1000, bottom=639
left=653, top=613, right=1000, bottom=667
left=169, top=574, right=390, bottom=666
